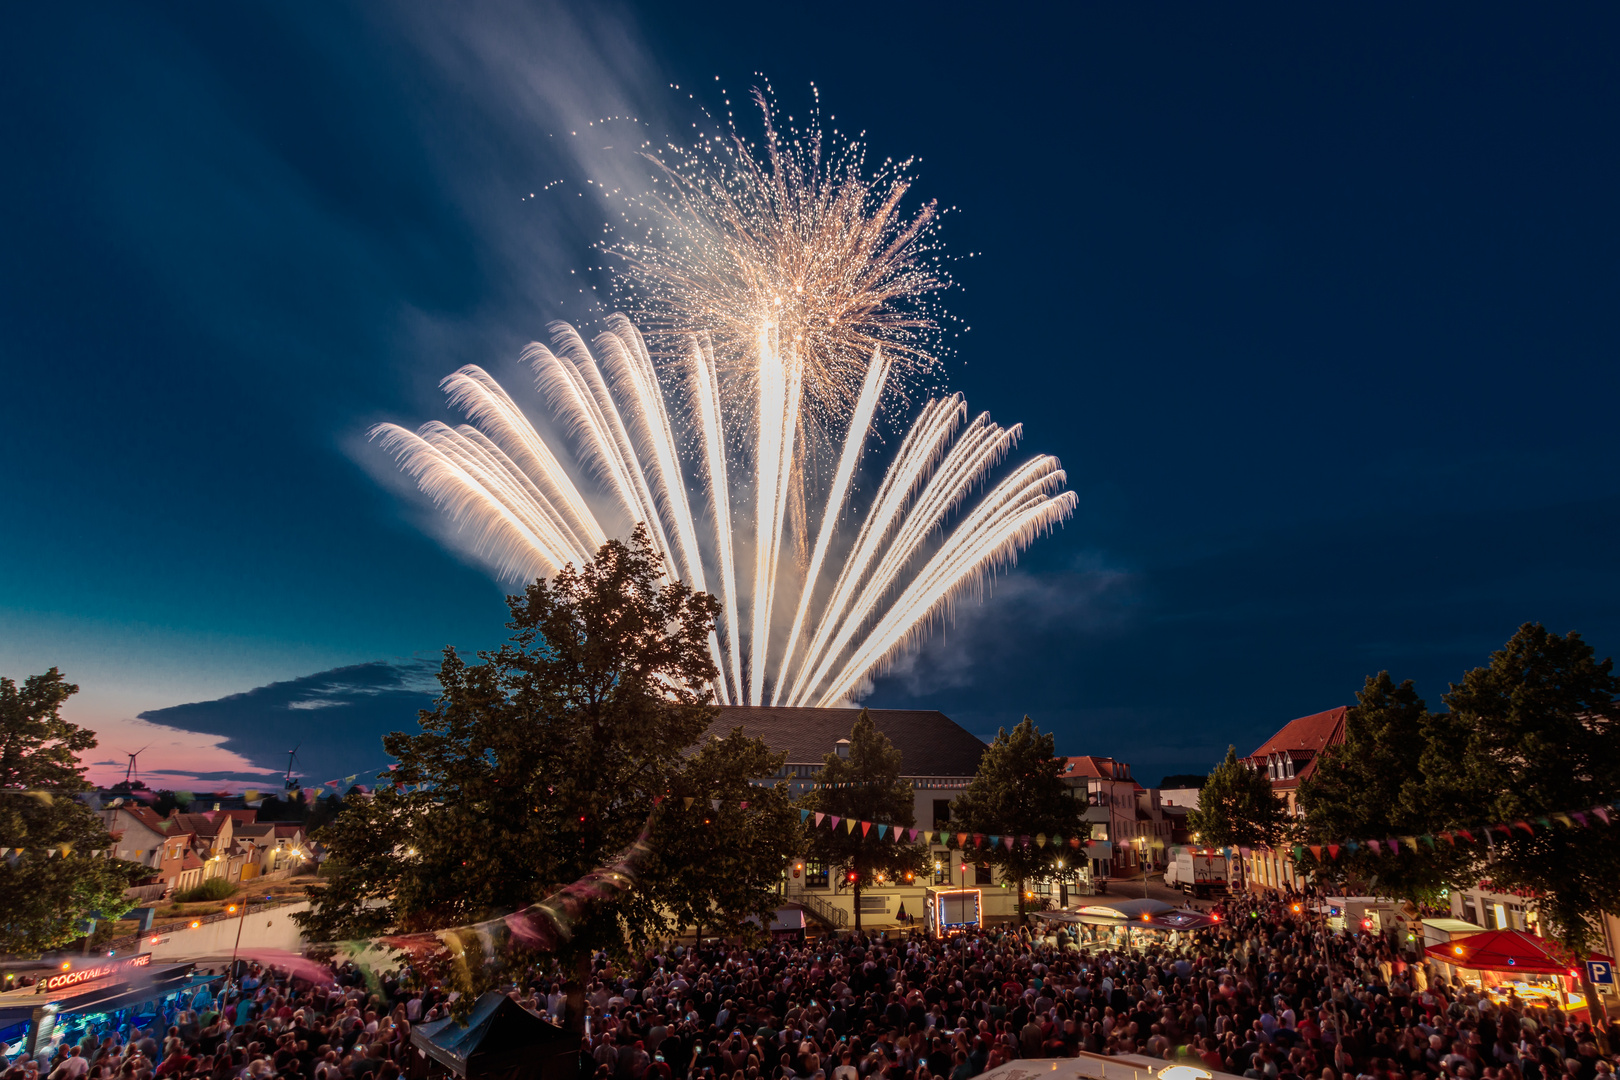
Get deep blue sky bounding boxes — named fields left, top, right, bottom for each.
left=4, top=3, right=1618, bottom=788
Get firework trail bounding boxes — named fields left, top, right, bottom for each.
left=372, top=89, right=1076, bottom=706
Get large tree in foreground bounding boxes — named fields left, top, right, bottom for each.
left=0, top=669, right=143, bottom=954
left=1426, top=623, right=1620, bottom=1022
left=800, top=711, right=926, bottom=931
left=1298, top=672, right=1472, bottom=903
left=300, top=527, right=794, bottom=996
left=950, top=716, right=1084, bottom=919
left=1187, top=745, right=1289, bottom=892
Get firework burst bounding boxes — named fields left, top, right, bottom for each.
left=373, top=87, right=1075, bottom=707
left=606, top=84, right=949, bottom=431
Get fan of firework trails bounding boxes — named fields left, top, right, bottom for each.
left=373, top=86, right=1076, bottom=707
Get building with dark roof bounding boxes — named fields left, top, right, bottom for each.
left=701, top=706, right=1026, bottom=929
left=702, top=706, right=986, bottom=788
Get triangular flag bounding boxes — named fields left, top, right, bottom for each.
left=345, top=774, right=358, bottom=784
left=740, top=801, right=749, bottom=810
left=988, top=835, right=999, bottom=847
left=1036, top=834, right=1047, bottom=848
left=1592, top=807, right=1609, bottom=825
left=1572, top=811, right=1590, bottom=827
left=877, top=824, right=888, bottom=839
left=1326, top=844, right=1340, bottom=860
left=1438, top=830, right=1454, bottom=845
left=710, top=799, right=721, bottom=811
left=1457, top=829, right=1476, bottom=842
left=800, top=809, right=811, bottom=822
left=1552, top=813, right=1573, bottom=828
left=683, top=797, right=694, bottom=810
left=1368, top=840, right=1382, bottom=855
left=958, top=832, right=969, bottom=847
left=845, top=818, right=856, bottom=833
left=1513, top=820, right=1534, bottom=834
left=1421, top=835, right=1436, bottom=849
left=1003, top=836, right=1014, bottom=850
left=829, top=815, right=840, bottom=829
left=1308, top=845, right=1322, bottom=861
left=814, top=812, right=825, bottom=827
left=1404, top=837, right=1419, bottom=853
left=1070, top=837, right=1081, bottom=848
left=860, top=821, right=872, bottom=837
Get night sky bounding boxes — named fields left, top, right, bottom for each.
left=4, top=4, right=1618, bottom=790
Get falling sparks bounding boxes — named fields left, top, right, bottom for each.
left=372, top=86, right=1075, bottom=706
left=372, top=319, right=1074, bottom=707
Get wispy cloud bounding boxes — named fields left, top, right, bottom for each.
left=136, top=659, right=441, bottom=786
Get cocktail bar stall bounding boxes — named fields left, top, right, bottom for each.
left=1424, top=929, right=1611, bottom=1018
left=0, top=953, right=207, bottom=1058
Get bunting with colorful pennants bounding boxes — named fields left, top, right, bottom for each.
left=1287, top=798, right=1620, bottom=863
left=792, top=811, right=1106, bottom=852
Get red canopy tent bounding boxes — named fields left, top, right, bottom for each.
left=1423, top=929, right=1610, bottom=975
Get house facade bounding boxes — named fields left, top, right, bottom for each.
left=703, top=705, right=1034, bottom=928
left=1239, top=706, right=1347, bottom=892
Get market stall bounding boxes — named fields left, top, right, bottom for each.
left=1035, top=898, right=1206, bottom=950
left=0, top=957, right=202, bottom=1057
left=1423, top=929, right=1610, bottom=1016
left=410, top=991, right=577, bottom=1080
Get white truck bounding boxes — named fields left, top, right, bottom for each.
left=1164, top=850, right=1229, bottom=898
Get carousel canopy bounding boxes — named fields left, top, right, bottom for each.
left=1423, top=929, right=1611, bottom=976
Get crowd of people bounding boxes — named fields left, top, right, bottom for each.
left=5, top=892, right=1617, bottom=1080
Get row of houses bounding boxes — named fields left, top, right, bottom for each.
left=96, top=802, right=308, bottom=895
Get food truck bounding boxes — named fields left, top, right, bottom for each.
left=923, top=888, right=981, bottom=937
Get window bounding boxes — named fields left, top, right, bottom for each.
left=1034, top=879, right=1052, bottom=896
left=975, top=862, right=993, bottom=886
left=933, top=800, right=952, bottom=828
left=932, top=852, right=952, bottom=886
left=805, top=859, right=828, bottom=889
left=1463, top=899, right=1479, bottom=926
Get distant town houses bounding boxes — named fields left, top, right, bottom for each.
left=96, top=800, right=306, bottom=896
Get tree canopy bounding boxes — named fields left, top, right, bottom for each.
left=799, top=710, right=926, bottom=930
left=949, top=716, right=1085, bottom=917
left=299, top=528, right=795, bottom=989
left=0, top=668, right=144, bottom=955
left=1427, top=625, right=1620, bottom=960
left=1297, top=672, right=1470, bottom=903
left=1187, top=745, right=1289, bottom=888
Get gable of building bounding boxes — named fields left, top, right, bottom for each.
left=1246, top=706, right=1348, bottom=788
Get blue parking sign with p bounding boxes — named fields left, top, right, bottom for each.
left=1588, top=961, right=1613, bottom=986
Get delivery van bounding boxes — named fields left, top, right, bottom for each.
left=1164, top=850, right=1229, bottom=897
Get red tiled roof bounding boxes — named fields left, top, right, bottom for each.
left=271, top=824, right=304, bottom=839
left=169, top=812, right=224, bottom=837
left=1058, top=755, right=1121, bottom=780
left=123, top=806, right=169, bottom=832
left=1246, top=706, right=1348, bottom=787
left=218, top=809, right=258, bottom=826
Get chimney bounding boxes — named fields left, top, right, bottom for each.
left=835, top=738, right=851, bottom=760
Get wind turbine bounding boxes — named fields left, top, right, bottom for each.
left=283, top=745, right=302, bottom=791
left=120, top=746, right=149, bottom=789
